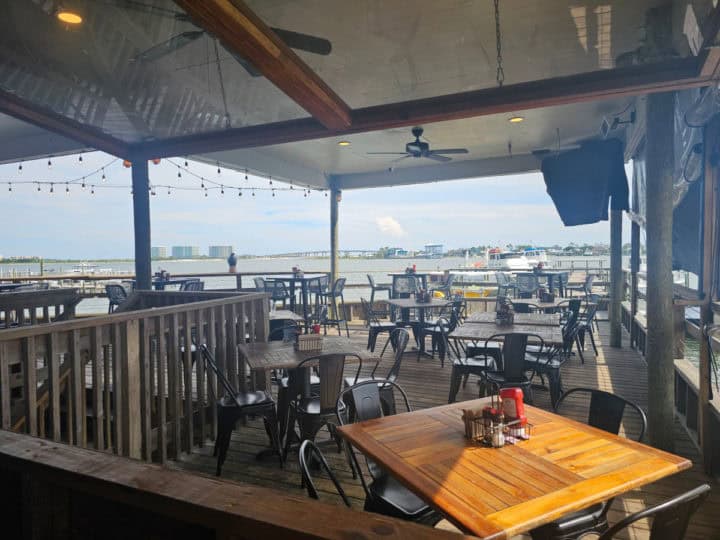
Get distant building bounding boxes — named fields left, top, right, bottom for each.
left=171, top=246, right=200, bottom=258
left=209, top=245, right=233, bottom=259
left=386, top=247, right=408, bottom=258
left=151, top=246, right=167, bottom=259
left=424, top=244, right=444, bottom=257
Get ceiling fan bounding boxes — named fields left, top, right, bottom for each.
left=367, top=127, right=469, bottom=163
left=113, top=1, right=331, bottom=75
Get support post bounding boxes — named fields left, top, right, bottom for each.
left=330, top=185, right=340, bottom=285
left=609, top=209, right=623, bottom=347
left=131, top=160, right=152, bottom=290
left=630, top=217, right=640, bottom=347
left=645, top=92, right=676, bottom=452
left=699, top=116, right=719, bottom=474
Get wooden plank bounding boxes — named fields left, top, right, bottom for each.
left=183, top=310, right=194, bottom=452
left=103, top=343, right=112, bottom=449
left=227, top=304, right=238, bottom=391
left=156, top=315, right=167, bottom=463
left=0, top=343, right=10, bottom=429
left=168, top=313, right=181, bottom=459
left=122, top=319, right=142, bottom=459
left=91, top=326, right=104, bottom=450
left=71, top=329, right=84, bottom=447
left=196, top=309, right=207, bottom=447
left=140, top=318, right=153, bottom=461
left=207, top=307, right=218, bottom=440
left=112, top=323, right=123, bottom=455
left=174, top=0, right=351, bottom=130
left=22, top=337, right=37, bottom=436
left=48, top=332, right=61, bottom=442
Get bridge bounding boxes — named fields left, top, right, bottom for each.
left=262, top=250, right=378, bottom=258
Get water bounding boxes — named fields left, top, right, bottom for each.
left=0, top=255, right=614, bottom=314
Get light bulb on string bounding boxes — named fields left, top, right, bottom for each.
left=8, top=183, right=12, bottom=192
left=290, top=181, right=294, bottom=190
left=204, top=189, right=208, bottom=197
left=201, top=179, right=205, bottom=189
left=65, top=183, right=70, bottom=195
left=167, top=187, right=171, bottom=195
left=50, top=183, right=54, bottom=193
left=81, top=178, right=86, bottom=189
left=217, top=161, right=221, bottom=175
left=269, top=176, right=273, bottom=186
left=17, top=162, right=22, bottom=174
left=184, top=158, right=189, bottom=167
left=324, top=191, right=328, bottom=197
left=238, top=189, right=242, bottom=197
left=221, top=185, right=225, bottom=195
left=177, top=167, right=182, bottom=179
left=251, top=188, right=255, bottom=197
left=244, top=169, right=248, bottom=181
left=47, top=157, right=52, bottom=169
left=78, top=153, right=83, bottom=163
left=101, top=168, right=106, bottom=182
left=36, top=183, right=41, bottom=193
left=272, top=188, right=275, bottom=197
left=91, top=185, right=95, bottom=195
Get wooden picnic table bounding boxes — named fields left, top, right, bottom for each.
left=465, top=312, right=560, bottom=326
left=337, top=398, right=691, bottom=539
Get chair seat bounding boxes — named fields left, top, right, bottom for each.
left=370, top=321, right=397, bottom=331
left=369, top=473, right=433, bottom=518
left=295, top=396, right=334, bottom=416
left=221, top=390, right=273, bottom=408
left=485, top=372, right=530, bottom=385
left=453, top=357, right=496, bottom=370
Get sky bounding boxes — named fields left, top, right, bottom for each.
left=0, top=151, right=630, bottom=259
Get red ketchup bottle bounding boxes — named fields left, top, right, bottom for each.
left=500, top=388, right=525, bottom=420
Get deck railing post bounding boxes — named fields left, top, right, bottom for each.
left=330, top=185, right=340, bottom=285
left=645, top=91, right=676, bottom=452
left=131, top=160, right=152, bottom=291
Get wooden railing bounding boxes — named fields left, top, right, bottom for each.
left=0, top=291, right=268, bottom=463
left=0, top=288, right=81, bottom=328
left=0, top=431, right=468, bottom=540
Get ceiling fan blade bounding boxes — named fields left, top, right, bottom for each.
left=431, top=148, right=468, bottom=155
left=406, top=143, right=422, bottom=153
left=390, top=155, right=411, bottom=163
left=227, top=50, right=263, bottom=77
left=270, top=28, right=332, bottom=55
left=133, top=31, right=204, bottom=62
left=110, top=0, right=190, bottom=21
left=425, top=154, right=452, bottom=162
left=367, top=152, right=411, bottom=155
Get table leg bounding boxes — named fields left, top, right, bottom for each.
left=288, top=280, right=297, bottom=311
left=301, top=281, right=310, bottom=333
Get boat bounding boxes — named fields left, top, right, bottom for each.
left=485, top=247, right=547, bottom=271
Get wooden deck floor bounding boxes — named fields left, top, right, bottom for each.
left=171, top=320, right=720, bottom=539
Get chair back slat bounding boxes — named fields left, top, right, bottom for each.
left=501, top=333, right=530, bottom=379
left=392, top=275, right=418, bottom=296
left=350, top=382, right=384, bottom=421
left=589, top=391, right=626, bottom=435
left=299, top=353, right=346, bottom=412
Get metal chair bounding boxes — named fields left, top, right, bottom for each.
left=417, top=302, right=462, bottom=365
left=482, top=333, right=544, bottom=404
left=566, top=273, right=595, bottom=298
left=298, top=439, right=351, bottom=507
left=255, top=277, right=291, bottom=308
left=443, top=322, right=498, bottom=403
left=309, top=274, right=330, bottom=311
left=179, top=279, right=204, bottom=291
left=530, top=387, right=648, bottom=540
left=512, top=301, right=540, bottom=313
left=597, top=484, right=710, bottom=540
left=360, top=298, right=396, bottom=352
left=367, top=274, right=391, bottom=307
left=429, top=273, right=455, bottom=298
left=197, top=343, right=283, bottom=476
left=319, top=277, right=349, bottom=337
left=105, top=283, right=127, bottom=313
left=516, top=274, right=540, bottom=298
left=336, top=380, right=440, bottom=526
left=495, top=272, right=517, bottom=298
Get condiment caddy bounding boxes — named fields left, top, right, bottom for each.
left=461, top=388, right=531, bottom=448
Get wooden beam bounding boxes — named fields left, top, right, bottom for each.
left=0, top=88, right=129, bottom=158
left=609, top=209, right=623, bottom=348
left=174, top=0, right=351, bottom=130
left=134, top=56, right=713, bottom=159
left=645, top=91, right=676, bottom=452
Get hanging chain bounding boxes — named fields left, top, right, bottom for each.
left=494, top=0, right=504, bottom=87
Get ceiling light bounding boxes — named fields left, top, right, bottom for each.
left=56, top=9, right=83, bottom=25
left=509, top=116, right=525, bottom=123
left=337, top=140, right=351, bottom=147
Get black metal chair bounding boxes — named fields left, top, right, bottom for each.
left=319, top=278, right=349, bottom=337
left=283, top=353, right=359, bottom=459
left=361, top=298, right=396, bottom=352
left=344, top=328, right=410, bottom=416
left=556, top=271, right=570, bottom=297
left=444, top=322, right=498, bottom=403
left=105, top=284, right=127, bottom=313
left=577, top=300, right=599, bottom=355
left=597, top=484, right=710, bottom=540
left=566, top=273, right=595, bottom=298
left=336, top=380, right=440, bottom=526
left=367, top=274, right=392, bottom=307
left=429, top=273, right=455, bottom=298
left=530, top=387, right=648, bottom=540
left=180, top=279, right=204, bottom=291
left=255, top=277, right=290, bottom=308
left=512, top=301, right=540, bottom=314
left=309, top=274, right=330, bottom=311
left=417, top=302, right=462, bottom=365
left=482, top=333, right=544, bottom=404
left=516, top=274, right=540, bottom=298
left=495, top=272, right=517, bottom=298
left=298, top=439, right=351, bottom=507
left=197, top=343, right=283, bottom=476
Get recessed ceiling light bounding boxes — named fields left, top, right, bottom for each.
left=509, top=116, right=525, bottom=123
left=337, top=140, right=351, bottom=147
left=57, top=10, right=83, bottom=24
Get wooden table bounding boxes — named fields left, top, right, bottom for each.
left=387, top=297, right=449, bottom=354
left=338, top=399, right=691, bottom=539
left=240, top=336, right=372, bottom=391
left=266, top=273, right=327, bottom=331
left=450, top=321, right=564, bottom=346
left=515, top=271, right=569, bottom=296
left=466, top=312, right=560, bottom=326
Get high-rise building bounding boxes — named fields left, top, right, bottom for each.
left=171, top=246, right=200, bottom=258
left=151, top=246, right=167, bottom=259
left=208, top=245, right=233, bottom=259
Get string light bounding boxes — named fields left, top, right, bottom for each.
left=81, top=178, right=86, bottom=189
left=201, top=179, right=205, bottom=189
left=102, top=168, right=106, bottom=182
left=78, top=153, right=83, bottom=163
left=17, top=162, right=22, bottom=174
left=184, top=158, right=189, bottom=167
left=217, top=161, right=221, bottom=175
left=37, top=183, right=41, bottom=192
left=167, top=187, right=171, bottom=195
left=245, top=169, right=248, bottom=181
left=238, top=189, right=242, bottom=197
left=177, top=167, right=182, bottom=179
left=204, top=189, right=208, bottom=197
left=271, top=188, right=275, bottom=197
left=325, top=191, right=328, bottom=197
left=252, top=188, right=255, bottom=197
left=65, top=183, right=70, bottom=195
left=47, top=157, right=52, bottom=169
left=220, top=185, right=225, bottom=195
left=8, top=183, right=11, bottom=192
left=269, top=175, right=273, bottom=186
left=91, top=185, right=95, bottom=195
left=290, top=181, right=294, bottom=190
left=50, top=183, right=54, bottom=193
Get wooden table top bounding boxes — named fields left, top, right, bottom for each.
left=386, top=297, right=449, bottom=309
left=265, top=273, right=327, bottom=282
left=338, top=399, right=691, bottom=539
left=450, top=323, right=564, bottom=345
left=239, top=336, right=372, bottom=371
left=268, top=310, right=304, bottom=322
left=466, top=312, right=561, bottom=326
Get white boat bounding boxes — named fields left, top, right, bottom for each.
left=485, top=248, right=547, bottom=271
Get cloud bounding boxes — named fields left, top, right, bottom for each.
left=375, top=216, right=406, bottom=237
